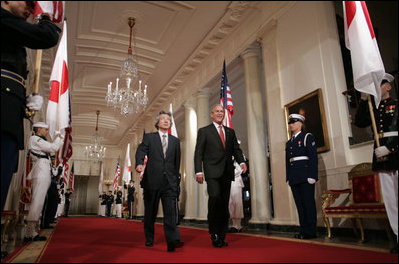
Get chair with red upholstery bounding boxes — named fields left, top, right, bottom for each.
left=321, top=162, right=391, bottom=242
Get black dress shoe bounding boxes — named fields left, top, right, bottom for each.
left=229, top=227, right=239, bottom=233
left=219, top=235, right=228, bottom=247
left=391, top=244, right=398, bottom=254
left=210, top=234, right=223, bottom=248
left=167, top=242, right=175, bottom=252
left=24, top=237, right=33, bottom=242
left=145, top=241, right=153, bottom=247
left=1, top=250, right=8, bottom=259
left=33, top=235, right=47, bottom=241
left=174, top=240, right=184, bottom=248
left=303, top=234, right=317, bottom=239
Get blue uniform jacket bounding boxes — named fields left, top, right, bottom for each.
left=285, top=131, right=318, bottom=186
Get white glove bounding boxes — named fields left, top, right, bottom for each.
left=374, top=146, right=390, bottom=158
left=33, top=1, right=64, bottom=23
left=307, top=178, right=316, bottom=184
left=26, top=94, right=43, bottom=110
left=360, top=92, right=368, bottom=101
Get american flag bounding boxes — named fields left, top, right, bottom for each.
left=63, top=162, right=69, bottom=187
left=113, top=157, right=121, bottom=190
left=220, top=60, right=234, bottom=128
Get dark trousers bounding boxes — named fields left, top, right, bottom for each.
left=290, top=182, right=317, bottom=236
left=127, top=199, right=134, bottom=218
left=106, top=203, right=112, bottom=216
left=143, top=178, right=180, bottom=244
left=1, top=133, right=19, bottom=213
left=64, top=202, right=70, bottom=217
left=206, top=175, right=232, bottom=239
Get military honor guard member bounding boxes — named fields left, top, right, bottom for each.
left=25, top=122, right=64, bottom=241
left=355, top=73, right=398, bottom=253
left=285, top=113, right=318, bottom=239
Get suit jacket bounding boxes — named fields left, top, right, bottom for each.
left=135, top=132, right=181, bottom=192
left=194, top=124, right=245, bottom=181
left=285, top=131, right=318, bottom=186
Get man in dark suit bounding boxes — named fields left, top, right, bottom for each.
left=194, top=104, right=247, bottom=248
left=64, top=188, right=72, bottom=217
left=135, top=110, right=184, bottom=252
left=125, top=180, right=135, bottom=219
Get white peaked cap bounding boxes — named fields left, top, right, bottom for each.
left=382, top=73, right=394, bottom=83
left=33, top=122, right=49, bottom=128
left=289, top=113, right=305, bottom=122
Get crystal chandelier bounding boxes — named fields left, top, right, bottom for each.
left=105, top=17, right=148, bottom=117
left=85, top=110, right=106, bottom=162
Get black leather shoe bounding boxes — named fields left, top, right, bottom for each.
left=303, top=234, right=317, bottom=239
left=220, top=235, right=228, bottom=247
left=24, top=237, right=33, bottom=242
left=145, top=241, right=153, bottom=247
left=294, top=233, right=304, bottom=239
left=174, top=240, right=184, bottom=248
left=33, top=235, right=47, bottom=241
left=211, top=234, right=223, bottom=248
left=229, top=227, right=239, bottom=233
left=391, top=244, right=398, bottom=254
left=167, top=242, right=175, bottom=252
left=1, top=250, right=8, bottom=259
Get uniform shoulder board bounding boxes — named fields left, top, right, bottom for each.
left=37, top=137, right=42, bottom=142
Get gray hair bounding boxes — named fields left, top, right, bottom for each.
left=210, top=104, right=224, bottom=113
left=154, top=110, right=172, bottom=129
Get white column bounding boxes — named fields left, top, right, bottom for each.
left=196, top=88, right=211, bottom=220
left=134, top=128, right=144, bottom=217
left=240, top=44, right=270, bottom=223
left=183, top=96, right=198, bottom=219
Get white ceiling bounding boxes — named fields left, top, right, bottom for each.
left=30, top=1, right=254, bottom=148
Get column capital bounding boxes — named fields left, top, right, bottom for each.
left=197, top=87, right=212, bottom=98
left=240, top=43, right=261, bottom=60
left=183, top=96, right=197, bottom=109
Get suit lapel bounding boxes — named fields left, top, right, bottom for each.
left=224, top=126, right=230, bottom=147
left=154, top=132, right=164, bottom=158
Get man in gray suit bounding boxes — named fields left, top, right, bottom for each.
left=194, top=104, right=247, bottom=247
left=135, top=110, right=183, bottom=252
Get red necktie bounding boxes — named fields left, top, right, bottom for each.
left=219, top=125, right=225, bottom=148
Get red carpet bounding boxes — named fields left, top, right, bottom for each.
left=35, top=217, right=396, bottom=263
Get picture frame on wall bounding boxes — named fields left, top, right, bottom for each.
left=284, top=88, right=330, bottom=153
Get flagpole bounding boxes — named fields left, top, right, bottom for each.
left=367, top=95, right=380, bottom=147
left=25, top=50, right=43, bottom=118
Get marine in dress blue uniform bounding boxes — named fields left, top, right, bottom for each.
left=285, top=113, right=318, bottom=239
left=354, top=73, right=398, bottom=253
